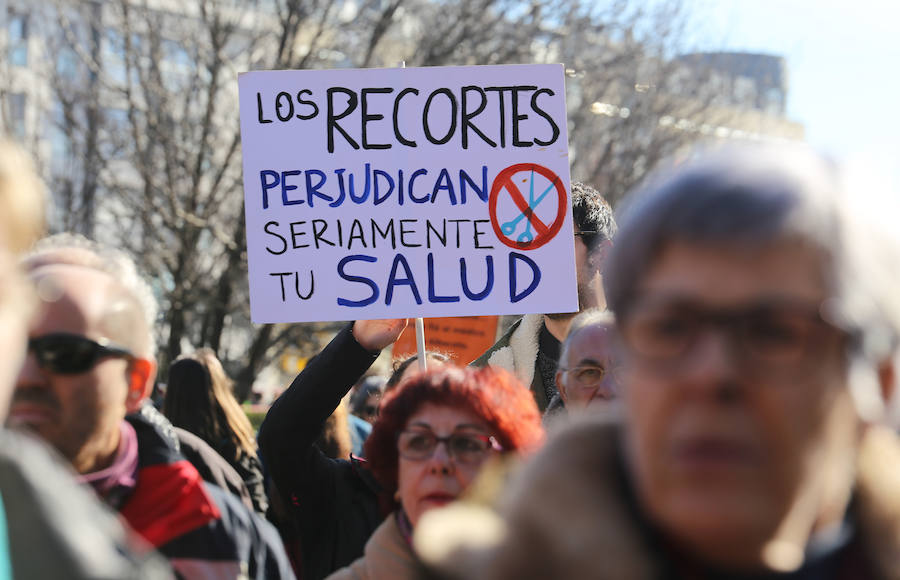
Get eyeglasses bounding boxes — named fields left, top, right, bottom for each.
left=28, top=333, right=134, bottom=375
left=558, top=364, right=616, bottom=391
left=397, top=429, right=502, bottom=464
left=575, top=231, right=608, bottom=253
left=619, top=298, right=846, bottom=372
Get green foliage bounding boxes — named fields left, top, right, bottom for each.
left=244, top=404, right=268, bottom=433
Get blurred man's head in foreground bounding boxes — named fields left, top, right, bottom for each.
left=605, top=144, right=900, bottom=571
left=0, top=142, right=44, bottom=418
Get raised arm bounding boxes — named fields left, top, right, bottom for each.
left=257, top=320, right=407, bottom=501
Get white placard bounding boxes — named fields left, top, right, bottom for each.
left=239, top=64, right=577, bottom=323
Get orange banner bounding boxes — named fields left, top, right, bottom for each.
left=393, top=316, right=499, bottom=365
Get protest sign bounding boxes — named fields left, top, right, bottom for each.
left=239, top=64, right=576, bottom=323
left=392, top=316, right=500, bottom=364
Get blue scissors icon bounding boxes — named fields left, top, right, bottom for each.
left=500, top=170, right=559, bottom=243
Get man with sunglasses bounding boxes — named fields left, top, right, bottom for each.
left=473, top=181, right=616, bottom=412
left=545, top=308, right=618, bottom=419
left=10, top=235, right=294, bottom=579
left=0, top=145, right=174, bottom=577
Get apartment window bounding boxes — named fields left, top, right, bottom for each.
left=763, top=87, right=786, bottom=116
left=8, top=12, right=28, bottom=67
left=6, top=92, right=26, bottom=140
left=57, top=47, right=80, bottom=80
left=163, top=38, right=192, bottom=69
left=103, top=27, right=128, bottom=86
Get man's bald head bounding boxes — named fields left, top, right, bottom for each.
left=29, top=263, right=153, bottom=359
left=23, top=237, right=157, bottom=358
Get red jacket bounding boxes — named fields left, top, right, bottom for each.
left=121, top=413, right=295, bottom=579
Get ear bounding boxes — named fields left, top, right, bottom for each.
left=589, top=240, right=612, bottom=272
left=125, top=357, right=157, bottom=413
left=555, top=370, right=568, bottom=404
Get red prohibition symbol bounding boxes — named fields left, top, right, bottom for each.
left=489, top=163, right=567, bottom=251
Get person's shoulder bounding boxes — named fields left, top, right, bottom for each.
left=174, top=428, right=256, bottom=511
left=174, top=427, right=238, bottom=474
left=471, top=317, right=525, bottom=367
left=542, top=393, right=567, bottom=424
left=366, top=513, right=404, bottom=548
left=169, top=483, right=295, bottom=578
left=521, top=411, right=620, bottom=477
left=0, top=429, right=171, bottom=579
left=127, top=410, right=186, bottom=466
left=0, top=427, right=66, bottom=475
left=206, top=482, right=270, bottom=533
left=342, top=514, right=413, bottom=580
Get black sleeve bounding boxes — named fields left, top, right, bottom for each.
left=257, top=323, right=379, bottom=517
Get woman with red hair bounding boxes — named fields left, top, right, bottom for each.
left=260, top=319, right=543, bottom=580
left=326, top=364, right=543, bottom=580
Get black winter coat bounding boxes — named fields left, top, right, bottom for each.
left=259, top=324, right=383, bottom=580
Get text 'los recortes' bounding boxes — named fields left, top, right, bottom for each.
left=255, top=85, right=561, bottom=153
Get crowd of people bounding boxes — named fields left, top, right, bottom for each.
left=0, top=138, right=898, bottom=580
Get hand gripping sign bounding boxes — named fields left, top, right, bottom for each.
left=239, top=63, right=579, bottom=323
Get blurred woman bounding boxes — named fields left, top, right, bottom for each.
left=326, top=365, right=543, bottom=579
left=418, top=145, right=900, bottom=579
left=163, top=348, right=268, bottom=515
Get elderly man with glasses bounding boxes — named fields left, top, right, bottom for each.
left=473, top=182, right=616, bottom=412
left=544, top=308, right=618, bottom=419
left=9, top=234, right=294, bottom=579
left=417, top=145, right=900, bottom=579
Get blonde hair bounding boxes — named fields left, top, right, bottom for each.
left=0, top=141, right=45, bottom=254
left=0, top=142, right=45, bottom=327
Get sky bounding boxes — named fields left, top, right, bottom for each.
left=688, top=0, right=900, bottom=189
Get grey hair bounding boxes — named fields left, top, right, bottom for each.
left=23, top=233, right=158, bottom=356
left=559, top=308, right=615, bottom=365
left=604, top=144, right=900, bottom=423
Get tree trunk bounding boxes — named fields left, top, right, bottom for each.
left=234, top=323, right=273, bottom=403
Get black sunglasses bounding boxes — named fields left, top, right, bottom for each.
left=28, top=333, right=134, bottom=375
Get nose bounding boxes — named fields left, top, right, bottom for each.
left=427, top=440, right=454, bottom=474
left=590, top=381, right=616, bottom=402
left=679, top=328, right=742, bottom=399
